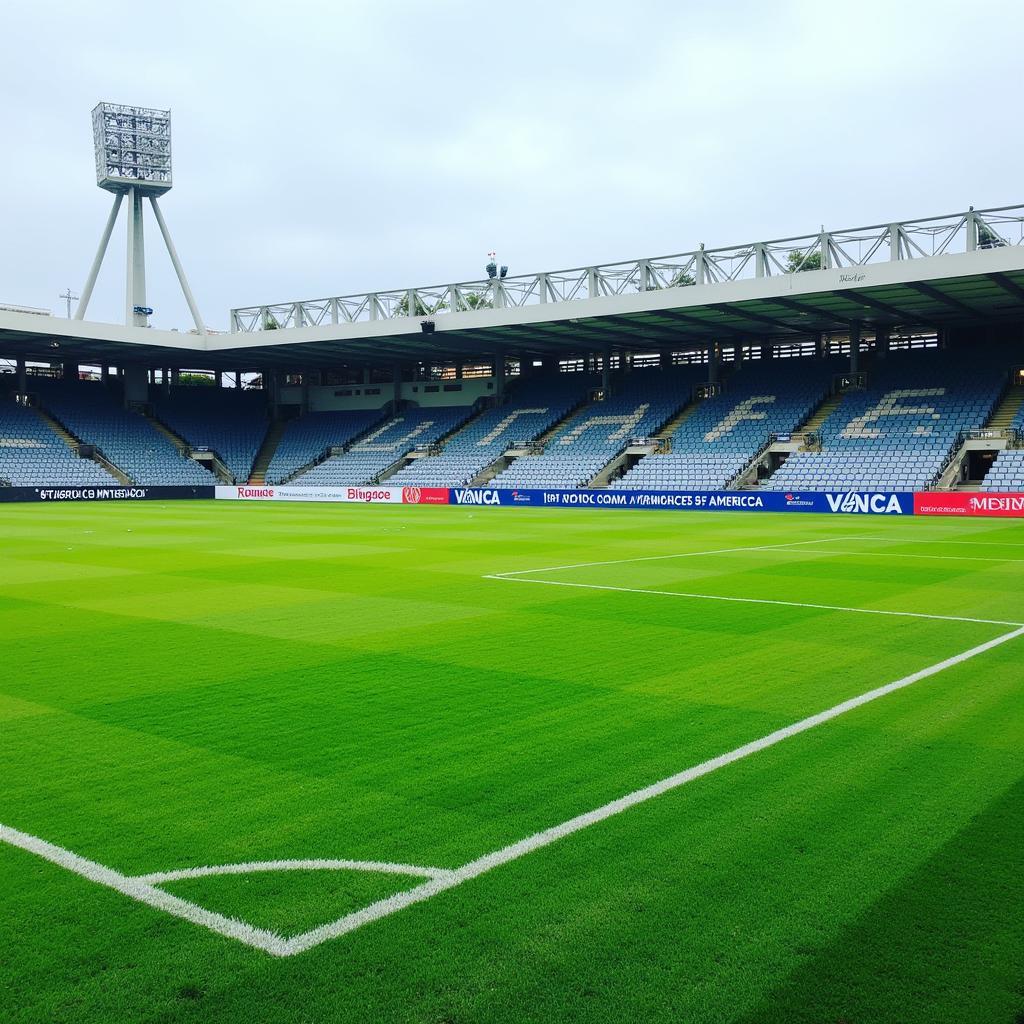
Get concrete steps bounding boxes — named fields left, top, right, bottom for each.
left=473, top=395, right=590, bottom=484
left=32, top=405, right=130, bottom=485
left=249, top=420, right=287, bottom=483
left=143, top=413, right=191, bottom=455
left=799, top=392, right=843, bottom=436
left=659, top=398, right=701, bottom=443
left=986, top=384, right=1024, bottom=432
left=142, top=411, right=232, bottom=482
left=33, top=406, right=78, bottom=451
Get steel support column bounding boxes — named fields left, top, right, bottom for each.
left=149, top=196, right=207, bottom=335
left=75, top=193, right=124, bottom=320
left=125, top=187, right=148, bottom=327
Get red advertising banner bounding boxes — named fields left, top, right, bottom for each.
left=914, top=492, right=1024, bottom=517
left=400, top=486, right=449, bottom=505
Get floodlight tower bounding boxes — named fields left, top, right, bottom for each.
left=75, top=102, right=206, bottom=333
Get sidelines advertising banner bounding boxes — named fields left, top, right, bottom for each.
left=208, top=485, right=1024, bottom=517
left=914, top=491, right=1024, bottom=517
left=0, top=485, right=215, bottom=503
left=449, top=488, right=915, bottom=515
left=215, top=485, right=450, bottom=505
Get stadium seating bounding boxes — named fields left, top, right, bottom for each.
left=34, top=381, right=211, bottom=485
left=291, top=405, right=475, bottom=486
left=489, top=369, right=693, bottom=490
left=267, top=409, right=392, bottom=483
left=764, top=351, right=1004, bottom=492
left=981, top=449, right=1024, bottom=491
left=0, top=396, right=118, bottom=486
left=610, top=360, right=834, bottom=491
left=153, top=386, right=269, bottom=483
left=385, top=376, right=588, bottom=487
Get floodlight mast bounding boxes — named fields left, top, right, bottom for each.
left=75, top=102, right=206, bottom=334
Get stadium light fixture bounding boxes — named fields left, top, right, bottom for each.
left=74, top=102, right=206, bottom=334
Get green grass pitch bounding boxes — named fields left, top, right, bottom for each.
left=1, top=500, right=1023, bottom=1024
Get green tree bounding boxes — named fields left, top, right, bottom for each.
left=671, top=270, right=696, bottom=287
left=459, top=292, right=492, bottom=311
left=977, top=222, right=1004, bottom=249
left=178, top=372, right=215, bottom=386
left=263, top=314, right=280, bottom=330
left=395, top=293, right=448, bottom=317
left=786, top=249, right=822, bottom=273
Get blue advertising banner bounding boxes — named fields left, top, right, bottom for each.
left=449, top=488, right=914, bottom=515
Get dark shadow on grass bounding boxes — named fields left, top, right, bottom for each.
left=735, top=774, right=1024, bottom=1024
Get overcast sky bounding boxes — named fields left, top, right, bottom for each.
left=1, top=0, right=1021, bottom=332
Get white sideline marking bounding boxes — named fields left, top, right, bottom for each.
left=740, top=546, right=1024, bottom=565
left=492, top=535, right=873, bottom=576
left=487, top=575, right=1022, bottom=627
left=3, top=623, right=1022, bottom=956
left=134, top=859, right=453, bottom=885
left=0, top=824, right=290, bottom=956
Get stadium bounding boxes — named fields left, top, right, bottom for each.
left=2, top=8, right=1023, bottom=1024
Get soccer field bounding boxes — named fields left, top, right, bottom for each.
left=1, top=500, right=1023, bottom=1024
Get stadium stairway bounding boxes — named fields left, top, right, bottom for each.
left=762, top=351, right=1005, bottom=493
left=142, top=411, right=233, bottom=483
left=289, top=406, right=475, bottom=486
left=986, top=379, right=1024, bottom=431
left=248, top=420, right=287, bottom=483
left=32, top=403, right=131, bottom=484
left=609, top=362, right=832, bottom=492
left=376, top=403, right=494, bottom=482
left=726, top=388, right=840, bottom=487
left=465, top=390, right=591, bottom=486
left=490, top=370, right=695, bottom=491
left=658, top=398, right=701, bottom=443
left=975, top=377, right=1024, bottom=491
left=930, top=373, right=1024, bottom=490
left=799, top=391, right=843, bottom=435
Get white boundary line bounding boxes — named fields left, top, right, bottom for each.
left=3, top=623, right=1022, bottom=957
left=492, top=535, right=872, bottom=576
left=745, top=547, right=1024, bottom=564
left=0, top=824, right=291, bottom=957
left=486, top=576, right=1023, bottom=627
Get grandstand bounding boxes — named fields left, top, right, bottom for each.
left=1, top=204, right=1024, bottom=497
left=0, top=395, right=117, bottom=486
left=289, top=405, right=475, bottom=486
left=385, top=375, right=589, bottom=487
left=32, top=380, right=211, bottom=486
left=488, top=369, right=694, bottom=489
left=764, top=350, right=1006, bottom=492
left=2, top=342, right=1023, bottom=492
left=266, top=409, right=390, bottom=483
left=152, top=386, right=269, bottom=484
left=610, top=360, right=836, bottom=491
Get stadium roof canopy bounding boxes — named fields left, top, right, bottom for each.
left=3, top=206, right=1024, bottom=370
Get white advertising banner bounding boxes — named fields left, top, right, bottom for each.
left=215, top=485, right=404, bottom=504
